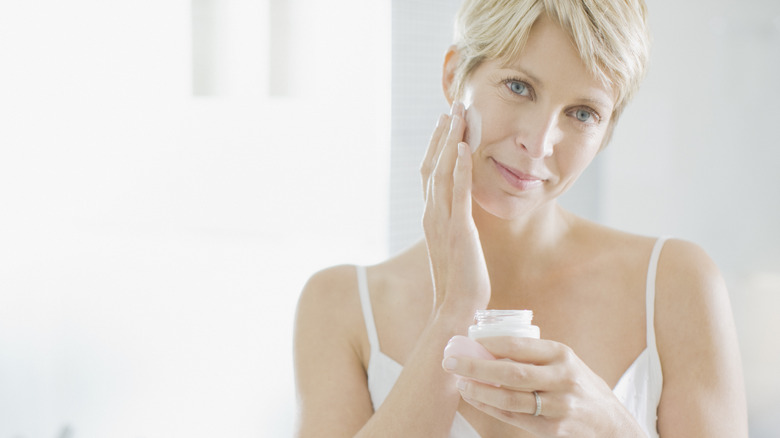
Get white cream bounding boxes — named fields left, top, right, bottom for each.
left=464, top=106, right=482, bottom=153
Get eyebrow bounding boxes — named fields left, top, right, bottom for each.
left=503, top=64, right=544, bottom=88
left=578, top=96, right=613, bottom=114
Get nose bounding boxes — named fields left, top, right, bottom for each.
left=516, top=111, right=560, bottom=159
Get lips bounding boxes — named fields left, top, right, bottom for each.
left=491, top=158, right=545, bottom=191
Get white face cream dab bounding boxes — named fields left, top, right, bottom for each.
left=464, top=105, right=482, bottom=153
left=461, top=88, right=483, bottom=154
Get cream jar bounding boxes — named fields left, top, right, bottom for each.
left=444, top=310, right=540, bottom=360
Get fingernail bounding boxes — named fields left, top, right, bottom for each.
left=458, top=142, right=466, bottom=157
left=456, top=378, right=467, bottom=391
left=451, top=100, right=465, bottom=115
left=450, top=116, right=460, bottom=130
left=443, top=357, right=458, bottom=370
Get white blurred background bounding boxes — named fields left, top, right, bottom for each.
left=0, top=1, right=777, bottom=437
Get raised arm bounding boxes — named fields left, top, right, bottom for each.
left=294, top=102, right=491, bottom=437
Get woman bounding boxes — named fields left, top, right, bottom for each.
left=294, top=0, right=747, bottom=437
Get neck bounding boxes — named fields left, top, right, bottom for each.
left=472, top=200, right=576, bottom=298
left=474, top=200, right=572, bottom=250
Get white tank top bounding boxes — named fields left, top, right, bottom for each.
left=356, top=238, right=666, bottom=438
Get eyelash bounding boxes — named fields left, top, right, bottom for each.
left=499, top=76, right=602, bottom=126
left=571, top=107, right=601, bottom=125
left=501, top=76, right=532, bottom=98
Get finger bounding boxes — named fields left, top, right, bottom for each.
left=446, top=356, right=554, bottom=392
left=421, top=101, right=463, bottom=197
left=420, top=113, right=450, bottom=196
left=457, top=378, right=540, bottom=416
left=451, top=142, right=473, bottom=225
left=453, top=100, right=466, bottom=119
left=431, top=114, right=466, bottom=214
left=477, top=336, right=566, bottom=366
left=459, top=391, right=546, bottom=433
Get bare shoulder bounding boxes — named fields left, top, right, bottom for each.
left=569, top=217, right=659, bottom=267
left=654, top=238, right=730, bottom=331
left=657, top=238, right=724, bottom=289
left=295, top=264, right=365, bottom=357
left=297, top=264, right=361, bottom=311
left=294, top=241, right=430, bottom=367
left=652, top=238, right=730, bottom=352
left=588, top=229, right=721, bottom=281
left=583, top=230, right=730, bottom=328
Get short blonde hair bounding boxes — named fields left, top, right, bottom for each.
left=451, top=0, right=650, bottom=119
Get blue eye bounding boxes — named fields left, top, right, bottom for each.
left=508, top=81, right=528, bottom=96
left=575, top=109, right=593, bottom=123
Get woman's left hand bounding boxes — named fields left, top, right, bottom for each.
left=442, top=336, right=645, bottom=437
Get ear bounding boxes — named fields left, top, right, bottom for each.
left=442, top=45, right=460, bottom=106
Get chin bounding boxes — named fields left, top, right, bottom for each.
left=471, top=186, right=547, bottom=221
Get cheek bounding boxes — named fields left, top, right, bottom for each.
left=462, top=87, right=516, bottom=151
left=468, top=104, right=516, bottom=149
left=555, top=139, right=602, bottom=176
left=573, top=128, right=606, bottom=157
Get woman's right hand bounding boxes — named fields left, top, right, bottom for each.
left=421, top=101, right=491, bottom=317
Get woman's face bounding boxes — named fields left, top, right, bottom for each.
left=457, top=16, right=616, bottom=221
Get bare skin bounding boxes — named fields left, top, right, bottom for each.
left=294, top=16, right=747, bottom=438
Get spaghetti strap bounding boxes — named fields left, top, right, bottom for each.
left=646, top=237, right=667, bottom=349
left=356, top=265, right=380, bottom=354
left=643, top=236, right=668, bottom=436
